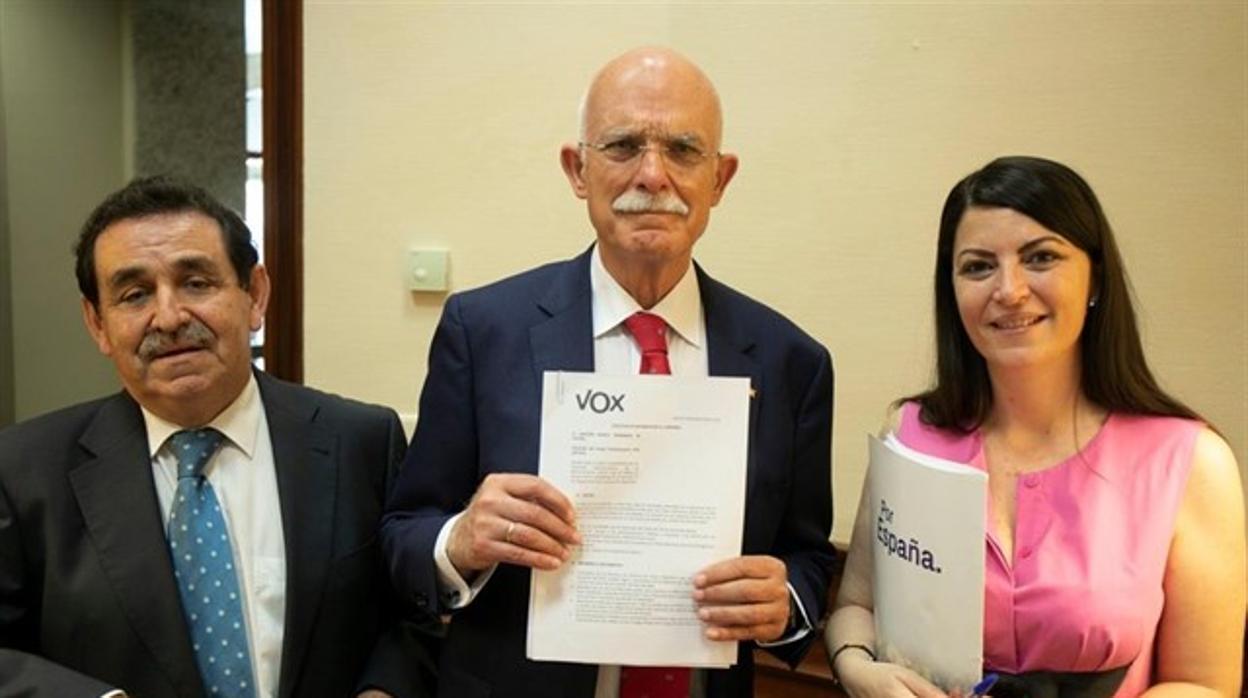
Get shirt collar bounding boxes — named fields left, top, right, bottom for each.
left=142, top=373, right=262, bottom=459
left=590, top=245, right=704, bottom=348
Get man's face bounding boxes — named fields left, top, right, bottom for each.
left=561, top=54, right=738, bottom=276
left=82, top=211, right=268, bottom=425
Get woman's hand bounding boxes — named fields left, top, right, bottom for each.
left=837, top=653, right=947, bottom=698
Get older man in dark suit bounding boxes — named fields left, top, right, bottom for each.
left=0, top=177, right=434, bottom=698
left=381, top=47, right=835, bottom=698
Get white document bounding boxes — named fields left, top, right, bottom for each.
left=868, top=434, right=987, bottom=691
left=527, top=371, right=750, bottom=667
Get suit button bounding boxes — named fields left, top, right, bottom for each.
left=416, top=594, right=429, bottom=608
left=1023, top=474, right=1040, bottom=489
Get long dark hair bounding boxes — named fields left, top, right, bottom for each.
left=908, top=156, right=1201, bottom=430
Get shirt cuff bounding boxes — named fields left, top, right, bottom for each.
left=755, top=582, right=813, bottom=647
left=433, top=511, right=497, bottom=609
left=100, top=691, right=127, bottom=698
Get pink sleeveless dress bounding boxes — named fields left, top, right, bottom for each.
left=895, top=402, right=1200, bottom=697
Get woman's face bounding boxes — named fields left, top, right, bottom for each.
left=952, top=207, right=1094, bottom=374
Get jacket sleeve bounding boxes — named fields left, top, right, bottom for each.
left=381, top=293, right=481, bottom=617
left=355, top=408, right=442, bottom=698
left=764, top=346, right=837, bottom=667
left=0, top=476, right=117, bottom=697
left=0, top=650, right=118, bottom=698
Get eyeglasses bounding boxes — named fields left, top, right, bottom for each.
left=579, top=134, right=717, bottom=171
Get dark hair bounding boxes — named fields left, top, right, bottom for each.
left=908, top=155, right=1201, bottom=430
left=75, top=176, right=258, bottom=308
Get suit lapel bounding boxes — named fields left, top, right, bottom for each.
left=699, top=267, right=765, bottom=501
left=257, top=374, right=337, bottom=698
left=530, top=248, right=596, bottom=382
left=69, top=393, right=205, bottom=698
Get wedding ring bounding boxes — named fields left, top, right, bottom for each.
left=505, top=521, right=517, bottom=544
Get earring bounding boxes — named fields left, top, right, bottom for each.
left=1088, top=297, right=1098, bottom=308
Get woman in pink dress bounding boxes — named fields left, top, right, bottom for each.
left=825, top=156, right=1244, bottom=697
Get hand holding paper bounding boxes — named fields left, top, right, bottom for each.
left=527, top=371, right=750, bottom=667
left=448, top=472, right=582, bottom=575
left=694, top=555, right=789, bottom=642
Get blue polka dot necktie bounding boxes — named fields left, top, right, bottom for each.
left=166, top=428, right=257, bottom=698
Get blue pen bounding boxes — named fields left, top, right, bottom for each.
left=970, top=673, right=999, bottom=698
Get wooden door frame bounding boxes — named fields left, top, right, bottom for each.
left=261, top=0, right=302, bottom=382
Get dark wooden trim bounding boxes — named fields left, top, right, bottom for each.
left=754, top=544, right=846, bottom=698
left=755, top=641, right=841, bottom=698
left=261, top=0, right=303, bottom=382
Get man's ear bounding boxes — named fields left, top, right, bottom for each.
left=247, top=264, right=271, bottom=332
left=81, top=297, right=112, bottom=356
left=709, top=152, right=739, bottom=206
left=560, top=143, right=590, bottom=200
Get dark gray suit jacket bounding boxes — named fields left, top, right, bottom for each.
left=0, top=372, right=436, bottom=698
left=382, top=249, right=836, bottom=698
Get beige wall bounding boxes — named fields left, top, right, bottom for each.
left=0, top=6, right=12, bottom=427
left=1, top=0, right=126, bottom=421
left=0, top=10, right=10, bottom=429
left=304, top=2, right=1246, bottom=543
left=0, top=1, right=252, bottom=424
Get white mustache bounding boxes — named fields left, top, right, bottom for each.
left=611, top=190, right=689, bottom=216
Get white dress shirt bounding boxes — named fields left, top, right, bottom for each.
left=141, top=375, right=286, bottom=698
left=434, top=248, right=810, bottom=698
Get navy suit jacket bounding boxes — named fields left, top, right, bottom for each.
left=382, top=249, right=835, bottom=698
left=0, top=372, right=436, bottom=698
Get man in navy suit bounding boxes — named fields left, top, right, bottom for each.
left=0, top=177, right=433, bottom=697
left=381, top=47, right=835, bottom=698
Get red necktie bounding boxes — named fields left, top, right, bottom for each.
left=623, top=312, right=672, bottom=375
left=619, top=311, right=690, bottom=698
